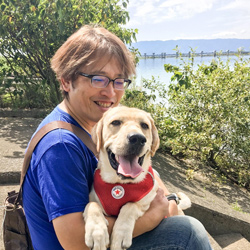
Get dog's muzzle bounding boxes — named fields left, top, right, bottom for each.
left=107, top=149, right=146, bottom=179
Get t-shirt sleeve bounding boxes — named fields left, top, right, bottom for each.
left=36, top=141, right=92, bottom=221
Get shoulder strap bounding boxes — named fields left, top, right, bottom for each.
left=20, top=120, right=98, bottom=186
left=15, top=121, right=98, bottom=206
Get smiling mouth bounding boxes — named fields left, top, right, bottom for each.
left=107, top=149, right=145, bottom=179
left=95, top=101, right=113, bottom=108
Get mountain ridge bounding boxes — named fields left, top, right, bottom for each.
left=131, top=39, right=250, bottom=55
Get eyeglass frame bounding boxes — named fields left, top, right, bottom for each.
left=76, top=72, right=132, bottom=90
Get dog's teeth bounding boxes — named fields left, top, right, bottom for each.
left=115, top=155, right=119, bottom=162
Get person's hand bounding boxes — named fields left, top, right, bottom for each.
left=154, top=173, right=179, bottom=216
left=149, top=187, right=170, bottom=217
left=132, top=187, right=170, bottom=237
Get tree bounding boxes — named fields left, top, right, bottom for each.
left=0, top=0, right=137, bottom=108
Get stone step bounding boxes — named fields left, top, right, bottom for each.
left=214, top=233, right=250, bottom=250
left=208, top=233, right=223, bottom=250
left=184, top=202, right=250, bottom=245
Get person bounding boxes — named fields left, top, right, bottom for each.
left=23, top=24, right=212, bottom=250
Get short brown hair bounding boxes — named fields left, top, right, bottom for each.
left=51, top=25, right=136, bottom=97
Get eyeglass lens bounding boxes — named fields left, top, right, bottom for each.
left=92, top=76, right=127, bottom=90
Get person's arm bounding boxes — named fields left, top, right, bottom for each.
left=53, top=176, right=178, bottom=249
left=132, top=187, right=168, bottom=237
left=53, top=212, right=116, bottom=250
left=154, top=173, right=179, bottom=216
left=53, top=188, right=173, bottom=249
left=53, top=213, right=88, bottom=250
left=132, top=174, right=179, bottom=237
left=53, top=192, right=167, bottom=249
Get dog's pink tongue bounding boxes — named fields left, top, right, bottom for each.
left=117, top=155, right=143, bottom=178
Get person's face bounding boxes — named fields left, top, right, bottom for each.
left=63, top=57, right=126, bottom=129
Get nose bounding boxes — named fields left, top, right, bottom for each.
left=100, top=80, right=116, bottom=98
left=128, top=133, right=147, bottom=147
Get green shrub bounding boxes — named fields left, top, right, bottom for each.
left=166, top=57, right=250, bottom=189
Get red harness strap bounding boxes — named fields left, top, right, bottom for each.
left=93, top=167, right=155, bottom=216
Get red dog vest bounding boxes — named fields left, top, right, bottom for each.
left=93, top=167, right=155, bottom=216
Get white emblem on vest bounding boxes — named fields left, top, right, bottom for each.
left=111, top=185, right=125, bottom=199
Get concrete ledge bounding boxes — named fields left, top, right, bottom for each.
left=0, top=172, right=20, bottom=185
left=0, top=108, right=49, bottom=118
left=185, top=202, right=250, bottom=242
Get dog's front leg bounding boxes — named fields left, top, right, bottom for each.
left=110, top=202, right=145, bottom=250
left=83, top=202, right=109, bottom=250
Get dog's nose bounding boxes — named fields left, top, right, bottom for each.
left=128, top=133, right=147, bottom=146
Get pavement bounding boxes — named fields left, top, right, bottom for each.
left=0, top=111, right=250, bottom=249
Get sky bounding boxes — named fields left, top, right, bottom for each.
left=124, top=0, right=250, bottom=41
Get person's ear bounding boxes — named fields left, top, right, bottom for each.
left=60, top=78, right=71, bottom=92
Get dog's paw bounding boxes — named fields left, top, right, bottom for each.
left=110, top=230, right=132, bottom=250
left=84, top=202, right=109, bottom=250
left=85, top=218, right=109, bottom=250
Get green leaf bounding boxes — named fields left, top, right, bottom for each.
left=1, top=3, right=6, bottom=11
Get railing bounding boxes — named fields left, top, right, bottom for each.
left=140, top=50, right=250, bottom=59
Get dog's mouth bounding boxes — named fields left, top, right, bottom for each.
left=107, top=149, right=145, bottom=179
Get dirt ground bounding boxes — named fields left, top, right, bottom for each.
left=0, top=117, right=42, bottom=174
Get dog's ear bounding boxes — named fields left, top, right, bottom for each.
left=91, top=119, right=103, bottom=152
left=148, top=114, right=160, bottom=156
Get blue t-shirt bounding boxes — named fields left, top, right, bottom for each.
left=23, top=106, right=98, bottom=249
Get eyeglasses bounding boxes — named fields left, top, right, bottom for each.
left=77, top=72, right=131, bottom=90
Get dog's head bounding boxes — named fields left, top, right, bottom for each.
left=91, top=106, right=160, bottom=182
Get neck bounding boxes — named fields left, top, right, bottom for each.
left=59, top=100, right=93, bottom=134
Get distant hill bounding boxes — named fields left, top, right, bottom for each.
left=131, top=39, right=250, bottom=55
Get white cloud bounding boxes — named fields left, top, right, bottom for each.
left=211, top=31, right=238, bottom=38
left=211, top=28, right=250, bottom=39
left=127, top=0, right=218, bottom=24
left=159, top=0, right=215, bottom=17
left=124, top=0, right=250, bottom=40
left=217, top=0, right=250, bottom=11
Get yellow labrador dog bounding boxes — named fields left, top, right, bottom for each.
left=84, top=106, right=191, bottom=250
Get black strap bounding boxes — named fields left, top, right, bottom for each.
left=166, top=193, right=180, bottom=205
left=16, top=121, right=98, bottom=205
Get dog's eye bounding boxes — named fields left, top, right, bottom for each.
left=111, top=120, right=121, bottom=126
left=141, top=122, right=149, bottom=129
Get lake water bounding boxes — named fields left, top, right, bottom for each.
left=134, top=55, right=249, bottom=88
